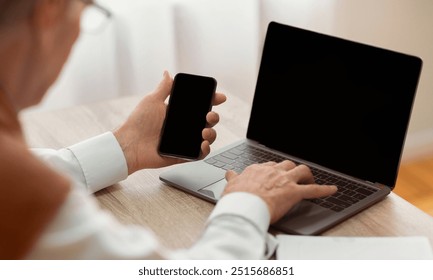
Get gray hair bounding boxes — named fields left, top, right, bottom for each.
left=0, top=0, right=35, bottom=26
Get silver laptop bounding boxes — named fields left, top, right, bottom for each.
left=159, top=21, right=422, bottom=235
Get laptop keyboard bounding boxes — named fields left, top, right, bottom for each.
left=205, top=143, right=378, bottom=212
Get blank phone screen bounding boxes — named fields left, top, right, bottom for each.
left=158, top=73, right=216, bottom=159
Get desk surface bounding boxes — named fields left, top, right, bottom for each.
left=21, top=94, right=433, bottom=251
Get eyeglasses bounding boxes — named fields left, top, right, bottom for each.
left=79, top=0, right=112, bottom=33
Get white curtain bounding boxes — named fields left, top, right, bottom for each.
left=28, top=0, right=338, bottom=112
left=29, top=0, right=433, bottom=137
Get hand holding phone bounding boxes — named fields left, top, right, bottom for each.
left=158, top=73, right=217, bottom=160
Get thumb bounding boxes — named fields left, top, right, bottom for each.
left=225, top=170, right=238, bottom=181
left=154, top=71, right=173, bottom=101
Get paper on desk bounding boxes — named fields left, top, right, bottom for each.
left=276, top=235, right=433, bottom=260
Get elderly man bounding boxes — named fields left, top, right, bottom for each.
left=0, top=0, right=336, bottom=259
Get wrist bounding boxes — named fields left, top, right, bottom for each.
left=113, top=128, right=137, bottom=175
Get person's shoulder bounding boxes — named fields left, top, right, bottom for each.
left=0, top=130, right=70, bottom=189
left=0, top=129, right=71, bottom=260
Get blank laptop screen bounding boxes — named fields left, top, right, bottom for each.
left=247, top=22, right=422, bottom=188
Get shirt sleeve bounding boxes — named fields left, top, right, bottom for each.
left=171, top=192, right=277, bottom=259
left=31, top=132, right=128, bottom=193
left=27, top=189, right=276, bottom=260
left=29, top=132, right=277, bottom=259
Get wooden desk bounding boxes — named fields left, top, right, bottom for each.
left=20, top=94, right=433, bottom=251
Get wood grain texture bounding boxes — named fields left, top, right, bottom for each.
left=20, top=94, right=433, bottom=251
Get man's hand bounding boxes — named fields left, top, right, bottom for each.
left=114, top=71, right=226, bottom=175
left=223, top=161, right=338, bottom=223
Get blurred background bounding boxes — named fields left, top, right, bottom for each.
left=24, top=0, right=433, bottom=214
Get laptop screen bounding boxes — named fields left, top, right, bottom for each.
left=247, top=22, right=422, bottom=188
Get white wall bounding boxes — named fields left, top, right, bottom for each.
left=27, top=0, right=433, bottom=161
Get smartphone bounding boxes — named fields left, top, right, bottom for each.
left=158, top=73, right=217, bottom=160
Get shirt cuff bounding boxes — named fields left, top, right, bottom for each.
left=209, top=192, right=271, bottom=235
left=67, top=132, right=128, bottom=193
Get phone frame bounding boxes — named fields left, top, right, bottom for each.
left=158, top=73, right=217, bottom=160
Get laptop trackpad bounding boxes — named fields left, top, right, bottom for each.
left=198, top=179, right=227, bottom=200
left=159, top=161, right=226, bottom=192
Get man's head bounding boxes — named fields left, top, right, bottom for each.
left=0, top=0, right=87, bottom=110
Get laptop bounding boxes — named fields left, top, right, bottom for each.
left=159, top=21, right=423, bottom=235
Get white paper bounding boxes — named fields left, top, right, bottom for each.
left=276, top=235, right=433, bottom=260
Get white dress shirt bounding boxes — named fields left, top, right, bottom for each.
left=26, top=132, right=277, bottom=259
